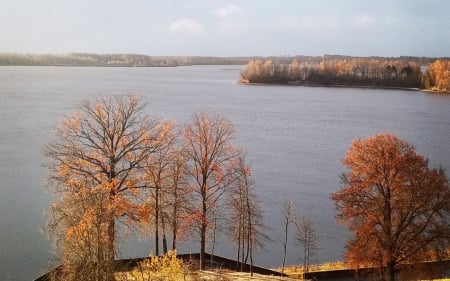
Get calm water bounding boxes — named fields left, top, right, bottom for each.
left=1, top=65, right=450, bottom=280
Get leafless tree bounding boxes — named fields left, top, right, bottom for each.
left=281, top=198, right=294, bottom=274
left=227, top=155, right=270, bottom=275
left=294, top=215, right=320, bottom=277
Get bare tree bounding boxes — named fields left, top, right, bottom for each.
left=183, top=112, right=240, bottom=269
left=281, top=198, right=294, bottom=274
left=294, top=215, right=320, bottom=277
left=45, top=95, right=167, bottom=280
left=227, top=155, right=270, bottom=275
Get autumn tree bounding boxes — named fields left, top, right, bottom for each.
left=241, top=58, right=424, bottom=87
left=331, top=133, right=450, bottom=281
left=166, top=148, right=192, bottom=251
left=227, top=155, right=270, bottom=275
left=45, top=95, right=168, bottom=280
left=423, top=59, right=450, bottom=92
left=47, top=178, right=113, bottom=280
left=183, top=112, right=240, bottom=269
left=142, top=120, right=179, bottom=255
left=288, top=60, right=301, bottom=81
left=294, top=215, right=320, bottom=277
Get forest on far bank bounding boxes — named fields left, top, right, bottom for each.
left=0, top=52, right=446, bottom=68
left=240, top=58, right=450, bottom=93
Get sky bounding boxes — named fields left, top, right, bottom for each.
left=0, top=0, right=449, bottom=57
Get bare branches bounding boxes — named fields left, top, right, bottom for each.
left=226, top=155, right=270, bottom=274
left=183, top=112, right=240, bottom=269
left=294, top=215, right=320, bottom=275
left=281, top=198, right=294, bottom=274
left=45, top=95, right=169, bottom=280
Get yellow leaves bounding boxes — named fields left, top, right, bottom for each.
left=126, top=250, right=190, bottom=281
left=427, top=59, right=450, bottom=91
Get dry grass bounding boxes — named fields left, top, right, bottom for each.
left=196, top=270, right=298, bottom=281
left=278, top=261, right=349, bottom=278
left=116, top=269, right=297, bottom=281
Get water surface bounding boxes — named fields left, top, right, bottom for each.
left=1, top=65, right=450, bottom=280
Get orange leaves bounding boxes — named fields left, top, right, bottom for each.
left=45, top=95, right=175, bottom=268
left=182, top=112, right=241, bottom=264
left=60, top=111, right=82, bottom=136
left=341, top=133, right=423, bottom=193
left=426, top=59, right=450, bottom=92
left=332, top=133, right=450, bottom=272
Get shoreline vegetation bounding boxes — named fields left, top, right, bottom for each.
left=239, top=58, right=450, bottom=94
left=2, top=52, right=448, bottom=93
left=0, top=52, right=254, bottom=67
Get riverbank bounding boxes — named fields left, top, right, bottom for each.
left=239, top=79, right=450, bottom=94
left=239, top=79, right=421, bottom=91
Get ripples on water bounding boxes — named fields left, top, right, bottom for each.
left=1, top=65, right=450, bottom=280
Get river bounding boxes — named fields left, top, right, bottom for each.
left=1, top=65, right=450, bottom=280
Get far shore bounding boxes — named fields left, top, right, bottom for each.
left=239, top=79, right=450, bottom=94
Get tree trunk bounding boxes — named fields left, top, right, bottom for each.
left=249, top=236, right=253, bottom=277
left=282, top=223, right=288, bottom=274
left=162, top=215, right=168, bottom=254
left=210, top=218, right=216, bottom=267
left=200, top=185, right=207, bottom=270
left=200, top=223, right=206, bottom=269
left=172, top=186, right=178, bottom=251
left=236, top=229, right=241, bottom=271
left=106, top=218, right=115, bottom=281
left=246, top=186, right=252, bottom=275
left=155, top=187, right=159, bottom=256
left=387, top=261, right=395, bottom=281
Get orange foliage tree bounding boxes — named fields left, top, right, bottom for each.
left=423, top=59, right=450, bottom=92
left=183, top=112, right=240, bottom=269
left=142, top=121, right=192, bottom=255
left=142, top=119, right=175, bottom=256
left=331, top=133, right=450, bottom=281
left=45, top=95, right=168, bottom=280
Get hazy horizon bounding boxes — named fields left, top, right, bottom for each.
left=1, top=52, right=449, bottom=59
left=1, top=0, right=449, bottom=58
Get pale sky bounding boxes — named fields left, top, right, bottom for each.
left=0, top=0, right=449, bottom=57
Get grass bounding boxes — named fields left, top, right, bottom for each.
left=278, top=261, right=349, bottom=278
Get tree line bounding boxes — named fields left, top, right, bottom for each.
left=241, top=58, right=450, bottom=92
left=44, top=95, right=276, bottom=280
left=0, top=53, right=263, bottom=67
left=44, top=95, right=450, bottom=281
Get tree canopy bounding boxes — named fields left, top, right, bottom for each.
left=331, top=133, right=450, bottom=281
left=183, top=112, right=241, bottom=269
left=45, top=95, right=169, bottom=280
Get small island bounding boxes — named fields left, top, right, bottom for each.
left=240, top=56, right=450, bottom=94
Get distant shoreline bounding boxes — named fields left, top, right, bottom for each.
left=239, top=79, right=450, bottom=94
